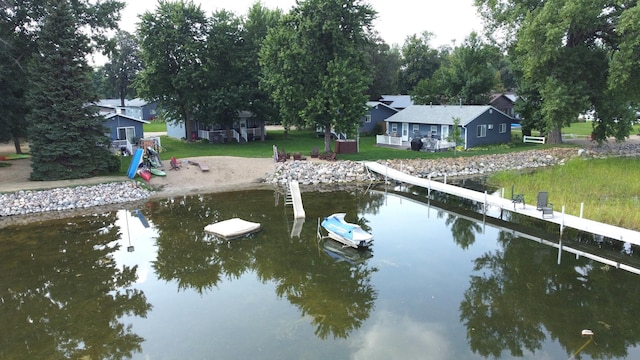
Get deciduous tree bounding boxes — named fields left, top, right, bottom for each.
left=136, top=0, right=209, bottom=141
left=398, top=32, right=444, bottom=94
left=260, top=0, right=375, bottom=151
left=476, top=0, right=640, bottom=143
left=103, top=31, right=142, bottom=107
left=411, top=33, right=499, bottom=105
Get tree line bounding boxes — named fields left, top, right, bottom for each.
left=2, top=0, right=639, bottom=180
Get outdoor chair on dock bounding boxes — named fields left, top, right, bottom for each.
left=536, top=191, right=554, bottom=219
left=511, top=185, right=525, bottom=210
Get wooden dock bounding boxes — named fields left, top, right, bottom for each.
left=364, top=161, right=640, bottom=246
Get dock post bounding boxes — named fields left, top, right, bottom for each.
left=483, top=191, right=487, bottom=214
left=428, top=175, right=431, bottom=198
left=385, top=162, right=388, bottom=183
left=444, top=174, right=447, bottom=184
left=560, top=205, right=565, bottom=235
left=580, top=203, right=584, bottom=218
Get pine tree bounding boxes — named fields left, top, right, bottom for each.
left=27, top=0, right=119, bottom=180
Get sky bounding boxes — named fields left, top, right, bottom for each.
left=118, top=0, right=485, bottom=48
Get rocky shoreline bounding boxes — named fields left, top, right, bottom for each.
left=2, top=142, right=639, bottom=218
left=0, top=182, right=152, bottom=217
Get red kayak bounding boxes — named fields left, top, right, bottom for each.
left=137, top=169, right=152, bottom=182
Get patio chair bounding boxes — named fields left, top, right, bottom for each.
left=536, top=191, right=554, bottom=219
left=277, top=149, right=289, bottom=162
left=324, top=152, right=337, bottom=161
left=310, top=146, right=319, bottom=158
left=169, top=157, right=181, bottom=170
left=511, top=185, right=525, bottom=210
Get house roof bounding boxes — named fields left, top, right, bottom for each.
left=489, top=93, right=518, bottom=104
left=384, top=105, right=508, bottom=126
left=379, top=95, right=414, bottom=109
left=104, top=113, right=150, bottom=124
left=97, top=98, right=151, bottom=108
left=366, top=101, right=399, bottom=113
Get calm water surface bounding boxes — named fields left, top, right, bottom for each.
left=2, top=186, right=640, bottom=359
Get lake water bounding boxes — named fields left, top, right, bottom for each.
left=2, top=185, right=640, bottom=359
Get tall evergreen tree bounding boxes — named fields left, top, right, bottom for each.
left=1, top=0, right=123, bottom=154
left=27, top=0, right=119, bottom=180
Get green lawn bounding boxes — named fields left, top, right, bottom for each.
left=144, top=126, right=570, bottom=162
left=143, top=120, right=167, bottom=133
left=489, top=157, right=640, bottom=230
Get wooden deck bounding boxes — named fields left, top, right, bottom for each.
left=364, top=161, right=640, bottom=246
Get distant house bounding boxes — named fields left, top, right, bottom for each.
left=103, top=113, right=150, bottom=154
left=360, top=101, right=398, bottom=134
left=489, top=93, right=519, bottom=121
left=96, top=98, right=158, bottom=121
left=166, top=111, right=266, bottom=143
left=378, top=95, right=414, bottom=110
left=381, top=105, right=513, bottom=149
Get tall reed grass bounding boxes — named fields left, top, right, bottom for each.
left=488, top=157, right=640, bottom=230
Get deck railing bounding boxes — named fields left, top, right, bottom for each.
left=112, top=139, right=133, bottom=155
left=376, top=134, right=403, bottom=146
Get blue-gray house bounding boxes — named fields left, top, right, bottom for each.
left=381, top=105, right=513, bottom=149
left=96, top=98, right=158, bottom=121
left=361, top=101, right=398, bottom=134
left=379, top=95, right=414, bottom=110
left=104, top=113, right=149, bottom=148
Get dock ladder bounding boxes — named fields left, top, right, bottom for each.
left=286, top=180, right=305, bottom=219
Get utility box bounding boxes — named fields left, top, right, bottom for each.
left=335, top=139, right=357, bottom=154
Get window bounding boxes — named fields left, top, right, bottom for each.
left=117, top=127, right=135, bottom=141
left=499, top=123, right=506, bottom=133
left=412, top=124, right=420, bottom=134
left=365, top=114, right=372, bottom=123
left=391, top=123, right=398, bottom=135
left=488, top=124, right=494, bottom=130
left=477, top=124, right=487, bottom=138
left=430, top=125, right=438, bottom=137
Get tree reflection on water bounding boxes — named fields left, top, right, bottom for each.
left=4, top=185, right=640, bottom=358
left=0, top=213, right=151, bottom=359
left=145, top=189, right=380, bottom=340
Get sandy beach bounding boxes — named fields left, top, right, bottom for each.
left=0, top=153, right=277, bottom=198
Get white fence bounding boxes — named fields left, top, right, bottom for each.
left=376, top=134, right=403, bottom=146
left=523, top=135, right=546, bottom=144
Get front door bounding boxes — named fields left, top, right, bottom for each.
left=402, top=123, right=409, bottom=142
left=441, top=125, right=449, bottom=141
